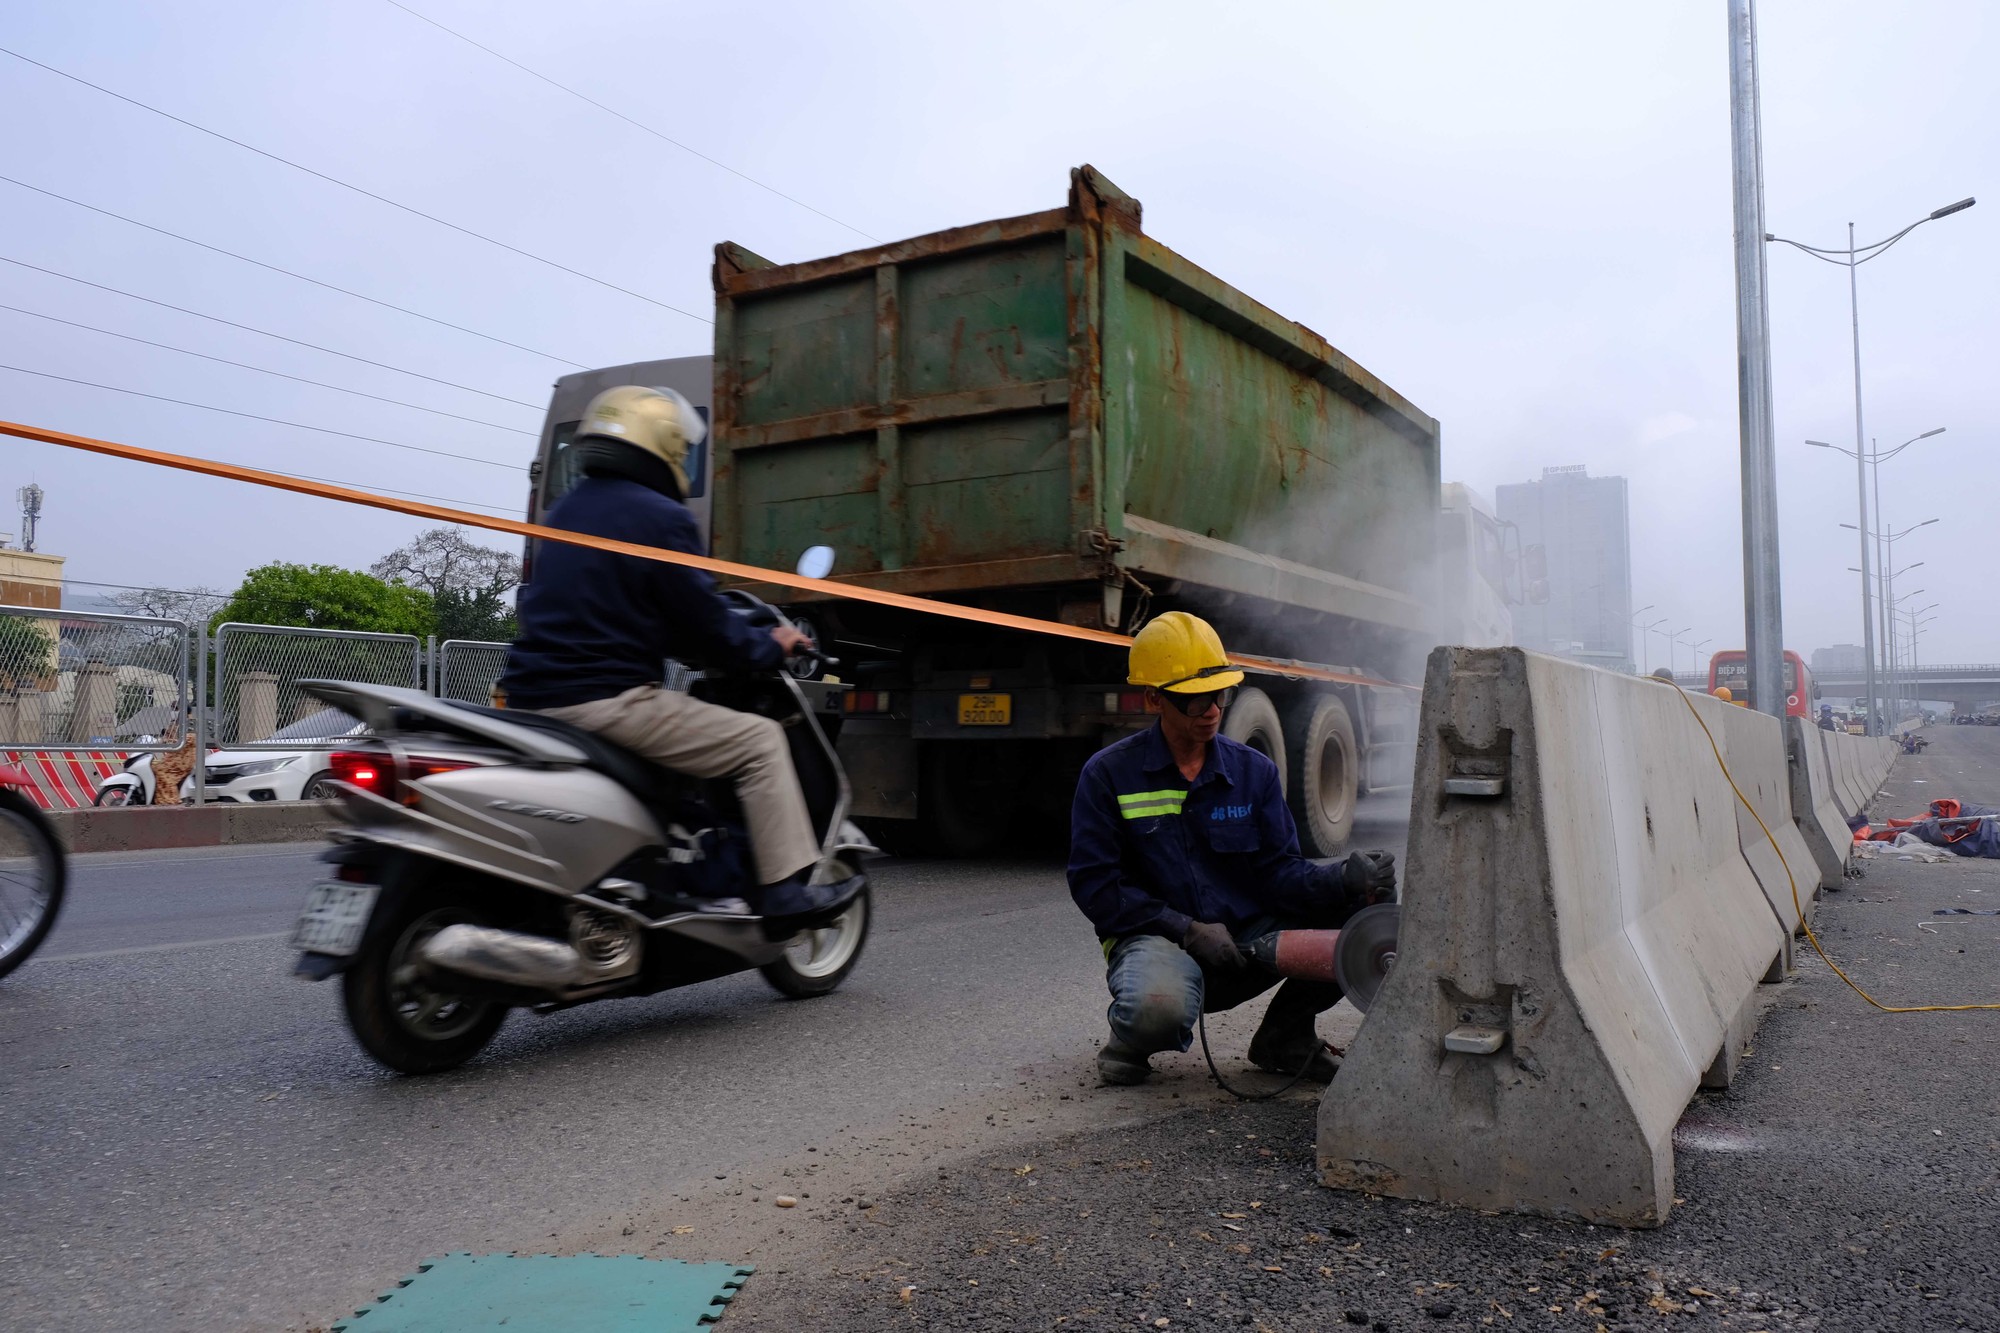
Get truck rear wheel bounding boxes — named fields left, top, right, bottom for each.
left=1222, top=687, right=1287, bottom=796
left=1284, top=695, right=1358, bottom=857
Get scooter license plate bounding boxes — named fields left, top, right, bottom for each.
left=291, top=882, right=379, bottom=956
left=957, top=692, right=1012, bottom=726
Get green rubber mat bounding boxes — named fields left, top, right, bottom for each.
left=332, top=1253, right=754, bottom=1332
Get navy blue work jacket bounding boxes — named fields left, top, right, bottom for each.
left=1067, top=722, right=1333, bottom=942
left=500, top=475, right=782, bottom=709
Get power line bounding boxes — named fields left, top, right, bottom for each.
left=0, top=302, right=534, bottom=435
left=0, top=175, right=589, bottom=368
left=0, top=255, right=544, bottom=410
left=0, top=362, right=524, bottom=471
left=381, top=0, right=879, bottom=244
left=2, top=46, right=712, bottom=325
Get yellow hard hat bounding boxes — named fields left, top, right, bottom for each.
left=1712, top=686, right=1733, bottom=702
left=1128, top=612, right=1245, bottom=693
left=576, top=385, right=706, bottom=497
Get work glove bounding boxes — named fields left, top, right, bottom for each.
left=1181, top=920, right=1247, bottom=972
left=1339, top=850, right=1397, bottom=906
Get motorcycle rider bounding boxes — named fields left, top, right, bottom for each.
left=499, top=385, right=837, bottom=916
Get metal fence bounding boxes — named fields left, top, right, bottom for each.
left=210, top=622, right=423, bottom=749
left=0, top=605, right=192, bottom=751
left=435, top=639, right=510, bottom=704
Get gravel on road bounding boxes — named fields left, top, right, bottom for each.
left=719, top=727, right=2000, bottom=1332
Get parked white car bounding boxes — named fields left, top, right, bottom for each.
left=92, top=708, right=364, bottom=806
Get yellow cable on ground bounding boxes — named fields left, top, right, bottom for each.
left=1648, top=675, right=2000, bottom=1014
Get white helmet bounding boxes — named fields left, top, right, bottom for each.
left=574, top=385, right=706, bottom=497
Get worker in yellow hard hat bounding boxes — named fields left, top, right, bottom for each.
left=1066, top=611, right=1397, bottom=1086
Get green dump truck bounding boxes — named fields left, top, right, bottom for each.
left=529, top=167, right=1510, bottom=856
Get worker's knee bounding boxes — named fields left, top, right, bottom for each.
left=1105, top=939, right=1201, bottom=1055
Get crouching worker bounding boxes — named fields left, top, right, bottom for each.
left=1067, top=613, right=1396, bottom=1086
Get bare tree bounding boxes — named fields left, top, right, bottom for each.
left=370, top=527, right=520, bottom=601
left=107, top=584, right=228, bottom=627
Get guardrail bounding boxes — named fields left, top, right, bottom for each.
left=0, top=606, right=526, bottom=809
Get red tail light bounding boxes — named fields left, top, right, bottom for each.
left=329, top=751, right=477, bottom=805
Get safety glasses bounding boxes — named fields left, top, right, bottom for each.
left=1157, top=686, right=1235, bottom=716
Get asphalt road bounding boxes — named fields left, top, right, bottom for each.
left=1, top=804, right=1408, bottom=1332
left=729, top=723, right=2000, bottom=1331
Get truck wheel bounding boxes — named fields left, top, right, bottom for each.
left=921, top=742, right=1027, bottom=857
left=1285, top=695, right=1358, bottom=856
left=1221, top=687, right=1287, bottom=797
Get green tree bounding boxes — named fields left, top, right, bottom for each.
left=0, top=613, right=54, bottom=688
left=214, top=563, right=434, bottom=636
left=433, top=586, right=518, bottom=643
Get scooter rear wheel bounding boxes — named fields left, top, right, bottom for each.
left=342, top=888, right=507, bottom=1074
left=759, top=883, right=871, bottom=999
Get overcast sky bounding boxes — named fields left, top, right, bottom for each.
left=2, top=1, right=1993, bottom=672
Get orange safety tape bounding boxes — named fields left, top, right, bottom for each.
left=0, top=417, right=1415, bottom=691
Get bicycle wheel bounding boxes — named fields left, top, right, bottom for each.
left=0, top=788, right=66, bottom=979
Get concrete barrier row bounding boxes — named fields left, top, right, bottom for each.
left=1318, top=648, right=1888, bottom=1227
left=48, top=801, right=337, bottom=854
left=1787, top=718, right=1852, bottom=895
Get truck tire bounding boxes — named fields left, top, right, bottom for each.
left=1221, top=687, right=1287, bottom=797
left=921, top=742, right=1028, bottom=857
left=1284, top=694, right=1358, bottom=856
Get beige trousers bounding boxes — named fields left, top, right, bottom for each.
left=538, top=684, right=820, bottom=885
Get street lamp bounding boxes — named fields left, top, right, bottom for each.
left=1669, top=628, right=1694, bottom=676
left=1691, top=637, right=1713, bottom=680
left=1636, top=618, right=1667, bottom=676
left=1628, top=606, right=1655, bottom=673
left=1774, top=194, right=1974, bottom=734
left=1816, top=432, right=1945, bottom=706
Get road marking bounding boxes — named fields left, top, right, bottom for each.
left=32, top=930, right=291, bottom=963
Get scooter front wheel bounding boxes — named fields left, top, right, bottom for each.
left=759, top=883, right=871, bottom=999
left=342, top=890, right=507, bottom=1074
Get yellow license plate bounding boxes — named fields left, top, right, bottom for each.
left=957, top=693, right=1012, bottom=726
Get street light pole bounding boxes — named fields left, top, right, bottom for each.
left=1628, top=604, right=1654, bottom=674
left=1811, top=431, right=1945, bottom=730
left=1727, top=0, right=1785, bottom=720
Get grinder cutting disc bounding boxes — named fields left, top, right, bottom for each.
left=1334, top=902, right=1400, bottom=1013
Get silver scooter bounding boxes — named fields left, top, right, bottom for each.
left=288, top=583, right=874, bottom=1075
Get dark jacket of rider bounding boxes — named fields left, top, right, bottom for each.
left=499, top=474, right=781, bottom=710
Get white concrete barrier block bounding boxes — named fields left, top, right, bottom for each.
left=1318, top=648, right=1786, bottom=1227
left=1787, top=718, right=1852, bottom=895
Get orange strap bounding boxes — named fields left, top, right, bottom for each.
left=0, top=417, right=1413, bottom=691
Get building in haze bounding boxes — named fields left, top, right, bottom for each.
left=1811, top=644, right=1866, bottom=675
left=1496, top=465, right=1634, bottom=673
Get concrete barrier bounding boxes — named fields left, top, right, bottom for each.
left=49, top=801, right=337, bottom=854
left=1823, top=729, right=1865, bottom=818
left=1712, top=702, right=1819, bottom=956
left=1787, top=718, right=1853, bottom=894
left=1317, top=648, right=1787, bottom=1227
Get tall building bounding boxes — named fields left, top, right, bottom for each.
left=1496, top=465, right=1634, bottom=673
left=1810, top=644, right=1866, bottom=675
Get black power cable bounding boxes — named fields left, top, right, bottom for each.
left=0, top=254, right=543, bottom=409
left=0, top=302, right=533, bottom=435
left=1, top=46, right=710, bottom=325
left=0, top=175, right=588, bottom=368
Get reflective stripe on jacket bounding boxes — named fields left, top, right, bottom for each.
left=1067, top=722, right=1333, bottom=942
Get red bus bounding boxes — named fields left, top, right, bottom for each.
left=1707, top=650, right=1816, bottom=718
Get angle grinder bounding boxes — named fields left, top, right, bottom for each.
left=1240, top=902, right=1401, bottom=1012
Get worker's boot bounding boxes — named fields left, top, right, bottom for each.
left=1096, top=1039, right=1153, bottom=1086
left=1246, top=1015, right=1341, bottom=1082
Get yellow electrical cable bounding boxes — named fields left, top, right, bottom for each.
left=1648, top=675, right=2000, bottom=1013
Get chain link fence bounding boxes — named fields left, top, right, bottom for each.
left=210, top=623, right=423, bottom=748
left=0, top=605, right=192, bottom=750
left=435, top=639, right=510, bottom=705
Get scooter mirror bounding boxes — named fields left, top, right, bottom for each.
left=796, top=545, right=836, bottom=580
